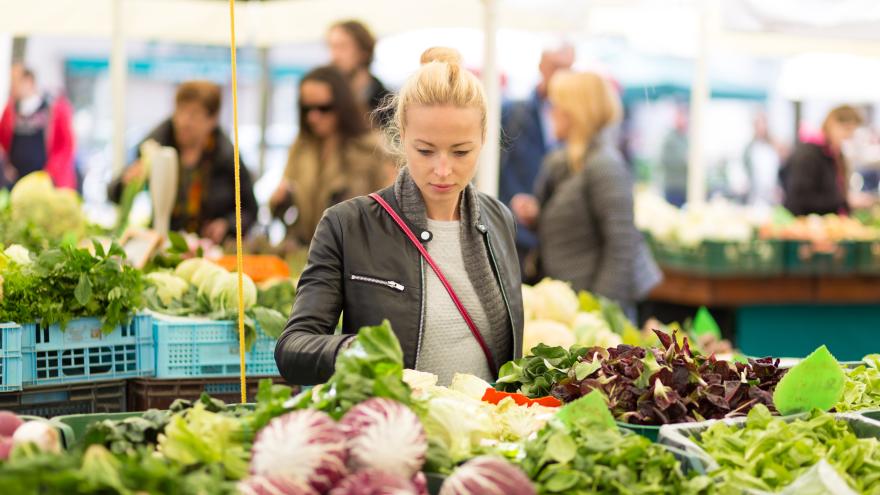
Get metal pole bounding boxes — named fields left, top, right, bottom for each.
left=686, top=1, right=710, bottom=206
left=257, top=46, right=271, bottom=178
left=110, top=0, right=127, bottom=176
left=478, top=0, right=501, bottom=197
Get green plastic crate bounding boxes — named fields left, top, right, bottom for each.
left=701, top=240, right=785, bottom=276
left=50, top=411, right=141, bottom=450
left=784, top=240, right=858, bottom=275
left=617, top=421, right=661, bottom=442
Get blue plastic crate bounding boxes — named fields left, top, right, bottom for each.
left=20, top=315, right=154, bottom=386
left=0, top=322, right=23, bottom=391
left=153, top=319, right=277, bottom=378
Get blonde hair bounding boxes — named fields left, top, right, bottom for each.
left=379, top=47, right=487, bottom=163
left=548, top=71, right=622, bottom=171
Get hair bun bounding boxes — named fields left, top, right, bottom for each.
left=420, top=47, right=462, bottom=67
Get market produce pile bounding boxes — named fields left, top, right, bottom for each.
left=685, top=405, right=880, bottom=494
left=144, top=257, right=287, bottom=348
left=0, top=172, right=87, bottom=251
left=498, top=330, right=786, bottom=425
left=0, top=242, right=145, bottom=333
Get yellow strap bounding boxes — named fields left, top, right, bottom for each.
left=228, top=0, right=247, bottom=404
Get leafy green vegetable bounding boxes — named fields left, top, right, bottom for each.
left=158, top=402, right=250, bottom=480
left=0, top=242, right=145, bottom=332
left=773, top=345, right=845, bottom=415
left=257, top=278, right=296, bottom=316
left=292, top=320, right=413, bottom=420
left=249, top=378, right=295, bottom=432
left=83, top=409, right=172, bottom=455
left=520, top=415, right=712, bottom=494
left=835, top=356, right=880, bottom=412
left=696, top=405, right=880, bottom=493
left=496, top=344, right=588, bottom=398
left=0, top=446, right=236, bottom=494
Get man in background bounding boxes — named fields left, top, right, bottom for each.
left=327, top=19, right=391, bottom=127
left=0, top=63, right=76, bottom=189
left=500, top=42, right=575, bottom=280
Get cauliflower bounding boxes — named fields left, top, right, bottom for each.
left=145, top=272, right=189, bottom=306
left=528, top=278, right=579, bottom=324
left=3, top=245, right=31, bottom=266
left=9, top=172, right=85, bottom=244
left=572, top=311, right=623, bottom=348
left=522, top=320, right=576, bottom=356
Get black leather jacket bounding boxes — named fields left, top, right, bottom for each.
left=275, top=186, right=524, bottom=385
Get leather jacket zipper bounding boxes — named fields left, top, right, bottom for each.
left=350, top=274, right=405, bottom=292
left=414, top=257, right=426, bottom=370
left=483, top=230, right=518, bottom=357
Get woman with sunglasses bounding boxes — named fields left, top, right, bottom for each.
left=275, top=48, right=523, bottom=386
left=270, top=66, right=394, bottom=245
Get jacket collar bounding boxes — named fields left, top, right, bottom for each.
left=391, top=167, right=484, bottom=233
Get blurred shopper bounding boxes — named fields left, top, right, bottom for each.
left=511, top=71, right=660, bottom=315
left=782, top=105, right=864, bottom=216
left=499, top=43, right=574, bottom=279
left=327, top=19, right=391, bottom=127
left=276, top=47, right=522, bottom=385
left=0, top=63, right=76, bottom=189
left=270, top=66, right=394, bottom=246
left=743, top=111, right=783, bottom=205
left=110, top=81, right=257, bottom=243
left=659, top=104, right=689, bottom=207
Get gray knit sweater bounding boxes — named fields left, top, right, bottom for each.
left=417, top=219, right=493, bottom=384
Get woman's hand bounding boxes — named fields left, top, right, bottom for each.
left=122, top=160, right=146, bottom=185
left=270, top=181, right=291, bottom=210
left=201, top=218, right=230, bottom=244
left=511, top=193, right=540, bottom=228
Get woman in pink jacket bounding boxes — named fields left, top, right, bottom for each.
left=0, top=64, right=76, bottom=190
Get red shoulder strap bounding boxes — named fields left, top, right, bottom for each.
left=369, top=192, right=497, bottom=377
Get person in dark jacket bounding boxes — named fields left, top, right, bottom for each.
left=499, top=43, right=574, bottom=278
left=327, top=19, right=391, bottom=128
left=782, top=105, right=864, bottom=216
left=110, top=81, right=257, bottom=243
left=511, top=71, right=661, bottom=316
left=275, top=47, right=524, bottom=386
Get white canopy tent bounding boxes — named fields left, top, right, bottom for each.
left=1, top=0, right=879, bottom=202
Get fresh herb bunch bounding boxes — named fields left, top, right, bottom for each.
left=696, top=405, right=880, bottom=493
left=496, top=344, right=590, bottom=398
left=0, top=241, right=146, bottom=332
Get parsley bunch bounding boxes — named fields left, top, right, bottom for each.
left=0, top=241, right=146, bottom=332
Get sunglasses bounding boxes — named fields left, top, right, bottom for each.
left=301, top=103, right=335, bottom=114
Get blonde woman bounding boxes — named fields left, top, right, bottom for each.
left=512, top=71, right=660, bottom=316
left=275, top=48, right=523, bottom=386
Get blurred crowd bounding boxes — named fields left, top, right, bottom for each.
left=1, top=19, right=878, bottom=311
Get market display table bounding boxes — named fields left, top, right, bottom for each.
left=649, top=270, right=880, bottom=360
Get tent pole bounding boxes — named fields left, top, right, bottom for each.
left=110, top=0, right=127, bottom=176
left=478, top=0, right=501, bottom=197
left=686, top=0, right=711, bottom=206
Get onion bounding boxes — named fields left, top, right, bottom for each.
left=11, top=420, right=60, bottom=454
left=251, top=410, right=348, bottom=493
left=339, top=398, right=427, bottom=478
left=439, top=456, right=536, bottom=495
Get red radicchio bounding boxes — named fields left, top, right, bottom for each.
left=237, top=475, right=319, bottom=495
left=328, top=469, right=419, bottom=495
left=250, top=410, right=348, bottom=493
left=339, top=398, right=427, bottom=478
left=439, top=456, right=536, bottom=495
